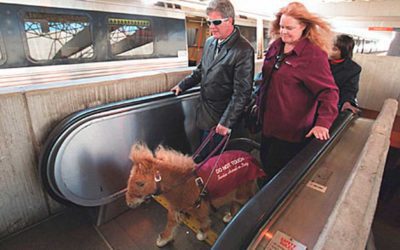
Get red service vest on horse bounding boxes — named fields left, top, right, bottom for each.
left=196, top=150, right=266, bottom=199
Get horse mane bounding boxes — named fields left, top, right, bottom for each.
left=130, top=143, right=154, bottom=164
left=129, top=143, right=195, bottom=175
left=129, top=143, right=157, bottom=175
left=154, top=145, right=195, bottom=174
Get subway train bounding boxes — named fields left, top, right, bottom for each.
left=0, top=0, right=188, bottom=89
left=0, top=0, right=270, bottom=90
left=0, top=0, right=399, bottom=249
left=0, top=0, right=382, bottom=89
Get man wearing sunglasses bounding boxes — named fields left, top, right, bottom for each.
left=171, top=0, right=254, bottom=141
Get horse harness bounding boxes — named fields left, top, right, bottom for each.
left=148, top=129, right=231, bottom=212
left=149, top=169, right=217, bottom=212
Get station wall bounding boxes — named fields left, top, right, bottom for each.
left=355, top=54, right=400, bottom=112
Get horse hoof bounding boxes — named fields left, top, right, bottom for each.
left=223, top=212, right=232, bottom=223
left=196, top=231, right=207, bottom=241
left=156, top=234, right=172, bottom=247
left=175, top=212, right=185, bottom=223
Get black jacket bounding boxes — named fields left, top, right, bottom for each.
left=330, top=58, right=362, bottom=107
left=178, top=27, right=254, bottom=130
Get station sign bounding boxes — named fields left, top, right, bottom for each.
left=368, top=27, right=400, bottom=32
left=266, top=231, right=307, bottom=250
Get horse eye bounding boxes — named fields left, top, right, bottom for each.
left=135, top=181, right=145, bottom=187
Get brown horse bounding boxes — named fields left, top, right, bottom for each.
left=126, top=143, right=258, bottom=247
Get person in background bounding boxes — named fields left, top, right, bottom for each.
left=257, top=2, right=339, bottom=181
left=171, top=0, right=254, bottom=141
left=330, top=34, right=362, bottom=113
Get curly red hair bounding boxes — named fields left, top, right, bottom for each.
left=270, top=2, right=333, bottom=54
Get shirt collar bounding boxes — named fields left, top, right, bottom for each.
left=292, top=38, right=308, bottom=56
left=215, top=27, right=237, bottom=48
left=330, top=58, right=345, bottom=64
left=275, top=37, right=308, bottom=56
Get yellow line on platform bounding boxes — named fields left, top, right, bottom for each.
left=153, top=196, right=218, bottom=246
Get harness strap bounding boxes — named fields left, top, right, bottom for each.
left=193, top=176, right=217, bottom=212
left=151, top=169, right=197, bottom=197
left=193, top=194, right=217, bottom=213
left=153, top=170, right=162, bottom=196
left=152, top=171, right=217, bottom=212
left=196, top=132, right=231, bottom=196
left=152, top=127, right=231, bottom=210
left=192, top=127, right=230, bottom=167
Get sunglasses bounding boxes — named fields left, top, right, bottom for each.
left=206, top=18, right=229, bottom=26
left=274, top=54, right=287, bottom=70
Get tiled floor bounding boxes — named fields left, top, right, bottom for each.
left=0, top=208, right=110, bottom=250
left=0, top=201, right=211, bottom=250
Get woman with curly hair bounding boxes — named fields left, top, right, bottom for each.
left=257, top=2, right=339, bottom=181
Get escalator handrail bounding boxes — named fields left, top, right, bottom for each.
left=212, top=111, right=355, bottom=250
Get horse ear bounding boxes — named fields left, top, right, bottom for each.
left=129, top=143, right=140, bottom=161
left=154, top=145, right=169, bottom=161
left=129, top=143, right=155, bottom=163
left=154, top=145, right=162, bottom=159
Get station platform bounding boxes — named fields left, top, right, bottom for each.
left=0, top=200, right=211, bottom=250
left=0, top=180, right=399, bottom=250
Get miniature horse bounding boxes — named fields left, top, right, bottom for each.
left=126, top=143, right=258, bottom=247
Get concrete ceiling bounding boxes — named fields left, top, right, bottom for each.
left=169, top=0, right=399, bottom=45
left=169, top=0, right=400, bottom=27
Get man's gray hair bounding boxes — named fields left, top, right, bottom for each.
left=206, top=0, right=235, bottom=22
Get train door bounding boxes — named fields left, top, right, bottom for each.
left=263, top=20, right=271, bottom=51
left=186, top=16, right=208, bottom=66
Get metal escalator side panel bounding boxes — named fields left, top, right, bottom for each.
left=39, top=89, right=200, bottom=207
left=212, top=111, right=355, bottom=250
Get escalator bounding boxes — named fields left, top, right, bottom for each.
left=39, top=88, right=365, bottom=249
left=213, top=113, right=373, bottom=249
left=39, top=88, right=201, bottom=207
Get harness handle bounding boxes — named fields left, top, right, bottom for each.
left=192, top=127, right=230, bottom=168
left=194, top=129, right=232, bottom=199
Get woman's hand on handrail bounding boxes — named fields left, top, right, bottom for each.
left=306, top=126, right=330, bottom=140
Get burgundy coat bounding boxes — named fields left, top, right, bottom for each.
left=260, top=38, right=339, bottom=142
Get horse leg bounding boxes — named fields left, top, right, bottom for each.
left=156, top=209, right=179, bottom=247
left=236, top=181, right=257, bottom=204
left=192, top=202, right=211, bottom=241
left=224, top=181, right=257, bottom=223
left=223, top=201, right=241, bottom=223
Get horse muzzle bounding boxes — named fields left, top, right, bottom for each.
left=126, top=197, right=144, bottom=208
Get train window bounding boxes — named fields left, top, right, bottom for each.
left=263, top=28, right=271, bottom=50
left=154, top=2, right=165, bottom=7
left=23, top=12, right=94, bottom=61
left=0, top=32, right=4, bottom=65
left=238, top=25, right=256, bottom=50
left=108, top=18, right=154, bottom=57
left=187, top=28, right=198, bottom=46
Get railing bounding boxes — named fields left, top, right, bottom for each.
left=212, top=111, right=355, bottom=249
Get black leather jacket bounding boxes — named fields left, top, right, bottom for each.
left=330, top=58, right=362, bottom=107
left=178, top=27, right=254, bottom=130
